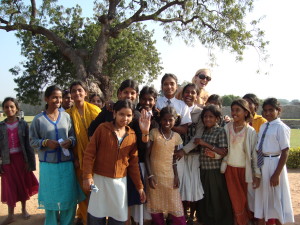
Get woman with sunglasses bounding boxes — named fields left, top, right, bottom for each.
left=176, top=68, right=212, bottom=108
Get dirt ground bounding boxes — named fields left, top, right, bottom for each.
left=1, top=157, right=299, bottom=225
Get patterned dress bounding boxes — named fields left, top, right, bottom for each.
left=146, top=128, right=184, bottom=217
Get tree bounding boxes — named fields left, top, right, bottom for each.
left=221, top=94, right=240, bottom=106
left=0, top=0, right=268, bottom=101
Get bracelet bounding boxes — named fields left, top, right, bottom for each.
left=42, top=139, right=49, bottom=147
left=142, top=133, right=149, bottom=137
left=211, top=146, right=216, bottom=151
left=148, top=174, right=154, bottom=179
left=172, top=163, right=177, bottom=166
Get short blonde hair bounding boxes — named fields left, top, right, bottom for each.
left=191, top=68, right=211, bottom=84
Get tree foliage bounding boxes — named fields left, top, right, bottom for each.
left=0, top=0, right=268, bottom=103
left=221, top=94, right=241, bottom=106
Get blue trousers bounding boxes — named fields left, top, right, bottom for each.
left=44, top=206, right=76, bottom=225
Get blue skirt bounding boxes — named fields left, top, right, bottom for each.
left=39, top=161, right=85, bottom=210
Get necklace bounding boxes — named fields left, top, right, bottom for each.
left=160, top=128, right=173, bottom=145
left=46, top=111, right=59, bottom=121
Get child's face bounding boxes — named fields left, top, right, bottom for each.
left=203, top=110, right=218, bottom=128
left=3, top=100, right=18, bottom=118
left=162, top=77, right=177, bottom=98
left=183, top=86, right=197, bottom=107
left=118, top=87, right=137, bottom=102
left=160, top=113, right=175, bottom=131
left=231, top=104, right=248, bottom=123
left=71, top=85, right=87, bottom=103
left=90, top=96, right=103, bottom=108
left=45, top=90, right=62, bottom=109
left=243, top=98, right=256, bottom=116
left=262, top=104, right=280, bottom=122
left=139, top=94, right=156, bottom=111
left=113, top=107, right=133, bottom=127
left=62, top=93, right=73, bottom=109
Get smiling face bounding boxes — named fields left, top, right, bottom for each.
left=3, top=100, right=18, bottom=119
left=71, top=84, right=87, bottom=104
left=243, top=97, right=257, bottom=116
left=139, top=93, right=156, bottom=111
left=162, top=76, right=177, bottom=99
left=45, top=90, right=62, bottom=110
left=262, top=104, right=280, bottom=122
left=114, top=107, right=133, bottom=128
left=193, top=69, right=211, bottom=89
left=203, top=110, right=219, bottom=128
left=183, top=86, right=198, bottom=107
left=160, top=113, right=176, bottom=132
left=231, top=104, right=248, bottom=123
left=118, top=87, right=137, bottom=102
left=90, top=95, right=103, bottom=108
left=62, top=93, right=73, bottom=110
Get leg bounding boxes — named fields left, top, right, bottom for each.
left=60, top=206, right=77, bottom=225
left=171, top=215, right=186, bottom=225
left=87, top=213, right=106, bottom=225
left=182, top=201, right=189, bottom=220
left=108, top=217, right=126, bottom=225
left=45, top=210, right=59, bottom=225
left=21, top=200, right=31, bottom=220
left=151, top=213, right=165, bottom=225
left=257, top=219, right=266, bottom=225
left=274, top=220, right=281, bottom=225
left=0, top=206, right=15, bottom=225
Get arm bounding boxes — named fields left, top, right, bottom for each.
left=194, top=138, right=227, bottom=157
left=270, top=148, right=289, bottom=187
left=172, top=123, right=188, bottom=135
left=87, top=109, right=105, bottom=137
left=145, top=140, right=157, bottom=189
left=173, top=145, right=180, bottom=188
left=24, top=121, right=36, bottom=171
left=139, top=109, right=151, bottom=143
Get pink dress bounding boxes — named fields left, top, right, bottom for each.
left=146, top=128, right=184, bottom=217
left=1, top=121, right=39, bottom=207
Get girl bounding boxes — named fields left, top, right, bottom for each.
left=130, top=86, right=160, bottom=224
left=0, top=97, right=38, bottom=225
left=254, top=98, right=294, bottom=225
left=205, top=94, right=230, bottom=127
left=180, top=84, right=204, bottom=223
left=82, top=100, right=146, bottom=225
left=176, top=104, right=233, bottom=225
left=89, top=93, right=104, bottom=109
left=66, top=81, right=101, bottom=225
left=30, top=85, right=85, bottom=225
left=221, top=99, right=261, bottom=225
left=61, top=89, right=73, bottom=111
left=145, top=106, right=185, bottom=225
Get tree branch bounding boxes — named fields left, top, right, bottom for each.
left=30, top=0, right=37, bottom=25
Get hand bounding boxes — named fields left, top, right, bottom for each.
left=148, top=176, right=157, bottom=189
left=139, top=109, right=151, bottom=134
left=138, top=189, right=146, bottom=203
left=252, top=177, right=260, bottom=189
left=224, top=115, right=231, bottom=123
left=174, top=149, right=185, bottom=160
left=47, top=140, right=60, bottom=149
left=60, top=139, right=72, bottom=149
left=204, top=148, right=215, bottom=158
left=105, top=100, right=114, bottom=112
left=173, top=176, right=180, bottom=189
left=213, top=148, right=228, bottom=157
left=83, top=178, right=94, bottom=192
left=194, top=138, right=205, bottom=146
left=74, top=159, right=80, bottom=169
left=270, top=173, right=280, bottom=187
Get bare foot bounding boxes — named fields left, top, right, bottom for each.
left=22, top=210, right=31, bottom=220
left=0, top=215, right=15, bottom=225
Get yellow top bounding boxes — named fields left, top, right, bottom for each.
left=251, top=113, right=267, bottom=133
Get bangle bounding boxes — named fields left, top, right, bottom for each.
left=42, top=139, right=49, bottom=147
left=142, top=133, right=149, bottom=137
left=148, top=174, right=154, bottom=179
left=211, top=146, right=215, bottom=151
left=173, top=163, right=177, bottom=166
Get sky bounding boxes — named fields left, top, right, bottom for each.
left=1, top=0, right=300, bottom=102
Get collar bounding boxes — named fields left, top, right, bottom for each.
left=162, top=96, right=176, bottom=104
left=268, top=118, right=281, bottom=125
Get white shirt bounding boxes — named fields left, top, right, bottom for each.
left=256, top=118, right=290, bottom=155
left=156, top=96, right=192, bottom=125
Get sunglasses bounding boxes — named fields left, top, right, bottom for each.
left=197, top=74, right=211, bottom=81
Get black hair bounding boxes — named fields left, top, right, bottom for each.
left=69, top=80, right=88, bottom=93
left=2, top=97, right=20, bottom=112
left=182, top=83, right=200, bottom=96
left=201, top=104, right=222, bottom=124
left=242, top=93, right=260, bottom=107
left=206, top=94, right=222, bottom=108
left=231, top=99, right=252, bottom=122
left=44, top=85, right=62, bottom=109
left=89, top=93, right=104, bottom=103
left=139, top=86, right=158, bottom=100
left=113, top=99, right=135, bottom=113
left=62, top=89, right=71, bottom=98
left=117, top=79, right=139, bottom=94
left=158, top=106, right=178, bottom=123
left=262, top=98, right=281, bottom=111
left=161, top=73, right=178, bottom=86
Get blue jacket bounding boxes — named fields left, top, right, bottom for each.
left=0, top=118, right=36, bottom=171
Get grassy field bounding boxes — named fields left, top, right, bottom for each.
left=1, top=116, right=300, bottom=148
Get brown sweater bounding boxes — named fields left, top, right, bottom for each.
left=82, top=121, right=143, bottom=190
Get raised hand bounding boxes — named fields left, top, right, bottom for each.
left=139, top=109, right=151, bottom=134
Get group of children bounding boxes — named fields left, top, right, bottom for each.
left=0, top=72, right=294, bottom=225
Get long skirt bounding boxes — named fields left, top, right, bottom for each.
left=180, top=154, right=204, bottom=201
left=1, top=152, right=39, bottom=207
left=198, top=169, right=233, bottom=225
left=225, top=166, right=252, bottom=225
left=39, top=161, right=85, bottom=210
left=254, top=157, right=294, bottom=224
